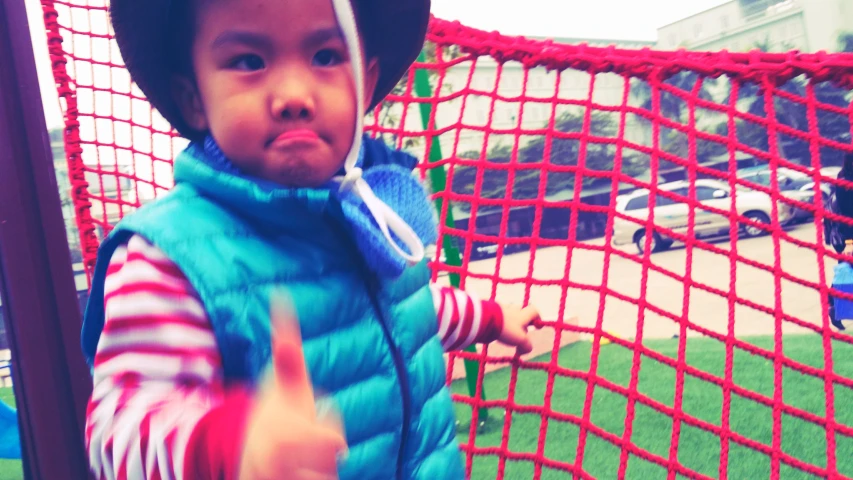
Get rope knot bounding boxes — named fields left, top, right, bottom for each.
left=339, top=167, right=364, bottom=193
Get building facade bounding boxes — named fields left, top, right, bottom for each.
left=657, top=0, right=853, bottom=53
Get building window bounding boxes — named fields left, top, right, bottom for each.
left=694, top=24, right=703, bottom=39
left=669, top=34, right=677, bottom=47
left=741, top=0, right=768, bottom=19
left=721, top=15, right=729, bottom=30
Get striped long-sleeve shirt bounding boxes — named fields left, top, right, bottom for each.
left=86, top=234, right=503, bottom=480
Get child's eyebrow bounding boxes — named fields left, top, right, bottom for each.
left=302, top=27, right=344, bottom=49
left=210, top=30, right=272, bottom=51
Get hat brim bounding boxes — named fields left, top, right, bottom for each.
left=110, top=0, right=430, bottom=140
left=365, top=2, right=431, bottom=109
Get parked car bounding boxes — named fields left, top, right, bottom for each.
left=613, top=179, right=796, bottom=254
left=738, top=166, right=834, bottom=222
left=821, top=166, right=842, bottom=186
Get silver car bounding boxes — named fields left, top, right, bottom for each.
left=738, top=167, right=833, bottom=222
left=613, top=179, right=796, bottom=253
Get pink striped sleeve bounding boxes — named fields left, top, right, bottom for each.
left=86, top=235, right=245, bottom=480
left=431, top=285, right=504, bottom=352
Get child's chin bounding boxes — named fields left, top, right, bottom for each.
left=263, top=162, right=335, bottom=189
left=260, top=150, right=335, bottom=184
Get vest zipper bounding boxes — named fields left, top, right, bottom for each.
left=328, top=214, right=413, bottom=479
left=363, top=272, right=412, bottom=480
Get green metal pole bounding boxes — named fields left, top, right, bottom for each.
left=412, top=52, right=488, bottom=422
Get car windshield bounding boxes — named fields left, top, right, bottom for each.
left=700, top=182, right=729, bottom=192
left=741, top=168, right=807, bottom=188
left=751, top=168, right=807, bottom=179
left=777, top=168, right=808, bottom=180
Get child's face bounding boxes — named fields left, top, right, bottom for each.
left=174, top=0, right=378, bottom=187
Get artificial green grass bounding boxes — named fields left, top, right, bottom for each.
left=452, top=334, right=853, bottom=480
left=0, top=460, right=20, bottom=480
left=0, top=335, right=845, bottom=480
left=0, top=388, right=20, bottom=479
left=0, top=390, right=14, bottom=410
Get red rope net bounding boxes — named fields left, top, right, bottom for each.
left=42, top=1, right=853, bottom=478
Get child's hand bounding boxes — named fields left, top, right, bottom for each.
left=239, top=300, right=348, bottom=480
left=497, top=304, right=541, bottom=356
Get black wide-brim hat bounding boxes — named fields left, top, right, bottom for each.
left=110, top=0, right=431, bottom=140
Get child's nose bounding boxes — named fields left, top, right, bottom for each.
left=276, top=96, right=315, bottom=121
left=271, top=79, right=316, bottom=121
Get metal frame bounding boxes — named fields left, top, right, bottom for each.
left=413, top=52, right=489, bottom=423
left=0, top=0, right=92, bottom=478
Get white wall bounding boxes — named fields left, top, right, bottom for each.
left=412, top=54, right=654, bottom=160
left=800, top=0, right=853, bottom=52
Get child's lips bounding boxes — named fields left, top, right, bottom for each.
left=270, top=129, right=321, bottom=149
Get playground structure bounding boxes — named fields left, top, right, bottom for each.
left=0, top=0, right=852, bottom=478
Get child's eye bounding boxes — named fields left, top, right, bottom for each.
left=312, top=49, right=344, bottom=67
left=228, top=54, right=265, bottom=71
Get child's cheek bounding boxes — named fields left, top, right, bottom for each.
left=210, top=96, right=267, bottom=149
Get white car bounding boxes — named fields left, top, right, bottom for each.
left=821, top=166, right=841, bottom=182
left=613, top=179, right=796, bottom=253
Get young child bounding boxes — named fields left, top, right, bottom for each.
left=829, top=153, right=853, bottom=329
left=82, top=0, right=540, bottom=478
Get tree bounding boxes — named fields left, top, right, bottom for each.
left=838, top=33, right=853, bottom=53
left=449, top=111, right=646, bottom=213
left=373, top=42, right=461, bottom=150
left=733, top=39, right=852, bottom=166
left=630, top=71, right=727, bottom=163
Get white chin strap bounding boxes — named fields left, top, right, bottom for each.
left=330, top=0, right=424, bottom=265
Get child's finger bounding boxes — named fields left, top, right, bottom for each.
left=270, top=295, right=316, bottom=415
left=516, top=338, right=534, bottom=356
left=523, top=307, right=542, bottom=328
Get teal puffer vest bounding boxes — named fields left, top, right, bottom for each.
left=81, top=144, right=464, bottom=480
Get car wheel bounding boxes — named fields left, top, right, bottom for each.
left=741, top=211, right=770, bottom=238
left=635, top=230, right=662, bottom=254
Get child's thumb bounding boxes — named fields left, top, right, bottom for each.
left=270, top=295, right=315, bottom=412
left=316, top=397, right=349, bottom=455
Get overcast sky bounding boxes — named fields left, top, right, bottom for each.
left=27, top=0, right=730, bottom=129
